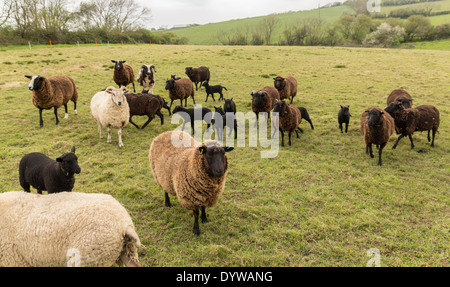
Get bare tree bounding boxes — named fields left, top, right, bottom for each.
left=260, top=15, right=280, bottom=45
left=0, top=0, right=13, bottom=28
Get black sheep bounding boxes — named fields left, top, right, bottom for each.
left=172, top=105, right=212, bottom=135
left=338, top=105, right=351, bottom=133
left=223, top=98, right=237, bottom=114
left=185, top=66, right=210, bottom=91
left=297, top=107, right=314, bottom=132
left=19, top=146, right=81, bottom=194
left=211, top=107, right=237, bottom=141
left=202, top=81, right=228, bottom=102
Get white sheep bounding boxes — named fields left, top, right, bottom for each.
left=0, top=191, right=142, bottom=267
left=90, top=86, right=130, bottom=147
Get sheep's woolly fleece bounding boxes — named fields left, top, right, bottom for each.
left=0, top=191, right=141, bottom=267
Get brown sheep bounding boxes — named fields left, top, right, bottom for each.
left=125, top=93, right=169, bottom=129
left=112, top=60, right=135, bottom=93
left=25, top=75, right=78, bottom=128
left=185, top=66, right=210, bottom=90
left=384, top=102, right=440, bottom=149
left=165, top=78, right=196, bottom=111
left=386, top=89, right=413, bottom=109
left=360, top=107, right=395, bottom=166
left=149, top=131, right=234, bottom=236
left=272, top=100, right=302, bottom=146
left=251, top=86, right=280, bottom=124
left=273, top=76, right=297, bottom=104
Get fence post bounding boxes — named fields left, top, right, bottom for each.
left=77, top=41, right=79, bottom=47
left=121, top=40, right=123, bottom=45
left=95, top=40, right=97, bottom=46
left=29, top=41, right=31, bottom=49
left=49, top=39, right=52, bottom=48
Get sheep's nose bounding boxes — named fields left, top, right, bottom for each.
left=118, top=102, right=122, bottom=106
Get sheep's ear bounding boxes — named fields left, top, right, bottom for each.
left=56, top=157, right=63, bottom=163
left=224, top=146, right=234, bottom=153
left=71, top=146, right=76, bottom=153
left=25, top=75, right=32, bottom=79
left=199, top=146, right=207, bottom=155
left=340, top=105, right=343, bottom=109
left=111, top=60, right=116, bottom=63
left=365, top=110, right=369, bottom=113
left=122, top=60, right=126, bottom=63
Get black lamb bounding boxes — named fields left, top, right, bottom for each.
left=223, top=98, right=237, bottom=114
left=297, top=107, right=314, bottom=132
left=172, top=105, right=212, bottom=135
left=338, top=105, right=351, bottom=133
left=19, top=146, right=81, bottom=194
left=202, top=81, right=228, bottom=102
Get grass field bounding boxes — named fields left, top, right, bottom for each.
left=0, top=44, right=449, bottom=267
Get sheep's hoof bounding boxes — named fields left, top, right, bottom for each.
left=64, top=113, right=69, bottom=119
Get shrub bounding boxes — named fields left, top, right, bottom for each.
left=363, top=22, right=406, bottom=48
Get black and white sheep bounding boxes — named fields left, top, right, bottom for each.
left=125, top=92, right=169, bottom=129
left=384, top=102, right=440, bottom=149
left=360, top=107, right=395, bottom=166
left=136, top=64, right=156, bottom=94
left=338, top=105, right=351, bottom=133
left=149, top=131, right=234, bottom=236
left=185, top=66, right=210, bottom=91
left=273, top=76, right=298, bottom=104
left=172, top=105, right=212, bottom=135
left=25, top=75, right=78, bottom=128
left=165, top=78, right=196, bottom=110
left=19, top=146, right=81, bottom=194
left=202, top=81, right=228, bottom=102
left=112, top=60, right=136, bottom=93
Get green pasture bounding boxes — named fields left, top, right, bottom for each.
left=0, top=44, right=448, bottom=267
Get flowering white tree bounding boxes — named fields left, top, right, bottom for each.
left=363, top=22, right=406, bottom=48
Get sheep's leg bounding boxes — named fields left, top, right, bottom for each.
left=308, top=120, right=314, bottom=130
left=288, top=131, right=292, bottom=146
left=295, top=129, right=300, bottom=138
left=431, top=129, right=436, bottom=147
left=193, top=208, right=200, bottom=236
left=39, top=108, right=44, bottom=128
left=129, top=116, right=140, bottom=129
left=201, top=206, right=208, bottom=223
left=219, top=92, right=223, bottom=102
left=345, top=122, right=348, bottom=133
left=165, top=192, right=172, bottom=207
left=280, top=130, right=285, bottom=147
left=339, top=123, right=343, bottom=133
left=21, top=182, right=31, bottom=193
left=378, top=143, right=386, bottom=166
left=392, top=134, right=405, bottom=149
left=107, top=127, right=112, bottom=144
left=169, top=99, right=174, bottom=111
left=191, top=95, right=196, bottom=105
left=141, top=115, right=154, bottom=130
left=132, top=82, right=136, bottom=93
left=298, top=127, right=304, bottom=134
left=157, top=110, right=164, bottom=125
left=408, top=134, right=414, bottom=149
left=185, top=98, right=188, bottom=107
left=254, top=112, right=259, bottom=128
left=74, top=101, right=78, bottom=115
left=64, top=104, right=69, bottom=119
left=118, top=128, right=124, bottom=147
left=368, top=144, right=374, bottom=158
left=37, top=189, right=42, bottom=195
left=191, top=121, right=195, bottom=135
left=290, top=97, right=293, bottom=104
left=427, top=130, right=431, bottom=142
left=54, top=107, right=59, bottom=125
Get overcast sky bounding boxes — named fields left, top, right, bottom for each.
left=139, top=0, right=341, bottom=29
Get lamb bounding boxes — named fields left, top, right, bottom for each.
left=149, top=130, right=234, bottom=236
left=296, top=107, right=314, bottom=132
left=384, top=102, right=440, bottom=149
left=223, top=98, right=237, bottom=114
left=19, top=146, right=81, bottom=194
left=25, top=75, right=78, bottom=128
left=360, top=107, right=395, bottom=166
left=211, top=107, right=238, bottom=141
left=136, top=64, right=156, bottom=93
left=172, top=105, right=212, bottom=135
left=112, top=60, right=136, bottom=93
left=165, top=78, right=196, bottom=111
left=90, top=86, right=130, bottom=147
left=338, top=105, right=351, bottom=133
left=386, top=89, right=413, bottom=109
left=202, top=81, right=228, bottom=102
left=251, top=86, right=280, bottom=124
left=185, top=66, right=210, bottom=91
left=125, top=92, right=169, bottom=129
left=273, top=76, right=298, bottom=104
left=0, top=191, right=142, bottom=267
left=272, top=100, right=302, bottom=147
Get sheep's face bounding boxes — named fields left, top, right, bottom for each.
left=273, top=76, right=285, bottom=90
left=111, top=60, right=125, bottom=71
left=366, top=109, right=385, bottom=127
left=165, top=79, right=175, bottom=90
left=56, top=146, right=81, bottom=176
left=384, top=102, right=403, bottom=117
left=199, top=144, right=234, bottom=178
left=185, top=67, right=193, bottom=76
left=272, top=100, right=287, bottom=115
left=25, top=75, right=44, bottom=91
left=224, top=99, right=234, bottom=110
left=141, top=64, right=156, bottom=76
left=251, top=91, right=267, bottom=107
left=340, top=105, right=351, bottom=117
left=106, top=86, right=127, bottom=106
left=396, top=98, right=412, bottom=109
left=172, top=105, right=184, bottom=115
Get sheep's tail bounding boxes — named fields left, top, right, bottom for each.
left=119, top=226, right=143, bottom=267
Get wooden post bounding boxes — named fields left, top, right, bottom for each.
left=95, top=40, right=97, bottom=46
left=49, top=39, right=52, bottom=48
left=29, top=41, right=31, bottom=49
left=121, top=40, right=123, bottom=45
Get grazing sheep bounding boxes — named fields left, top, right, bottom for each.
left=19, top=146, right=81, bottom=194
left=273, top=76, right=298, bottom=104
left=338, top=105, right=351, bottom=133
left=165, top=78, right=196, bottom=110
left=386, top=89, right=413, bottom=109
left=211, top=108, right=238, bottom=141
left=360, top=107, right=395, bottom=166
left=112, top=60, right=135, bottom=93
left=25, top=75, right=78, bottom=128
left=125, top=92, right=170, bottom=129
left=0, top=191, right=141, bottom=267
left=90, top=86, right=130, bottom=147
left=272, top=100, right=302, bottom=147
left=202, top=81, right=228, bottom=102
left=136, top=64, right=156, bottom=93
left=172, top=105, right=212, bottom=135
left=149, top=131, right=234, bottom=236
left=223, top=98, right=237, bottom=114
left=297, top=107, right=314, bottom=132
left=384, top=102, right=440, bottom=149
left=251, top=86, right=280, bottom=123
left=185, top=66, right=210, bottom=90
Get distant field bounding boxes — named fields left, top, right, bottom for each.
left=404, top=38, right=450, bottom=49
left=0, top=44, right=449, bottom=267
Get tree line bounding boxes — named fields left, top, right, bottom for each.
left=0, top=0, right=187, bottom=45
